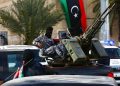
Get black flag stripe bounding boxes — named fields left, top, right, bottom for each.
left=66, top=0, right=82, bottom=36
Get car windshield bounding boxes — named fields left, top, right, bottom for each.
left=105, top=48, right=120, bottom=59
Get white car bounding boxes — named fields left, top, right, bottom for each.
left=100, top=45, right=120, bottom=84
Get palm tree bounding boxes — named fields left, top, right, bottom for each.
left=91, top=0, right=120, bottom=41
left=0, top=0, right=63, bottom=44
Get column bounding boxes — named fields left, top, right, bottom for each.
left=99, top=0, right=110, bottom=41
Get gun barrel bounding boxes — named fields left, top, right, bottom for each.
left=81, top=3, right=115, bottom=41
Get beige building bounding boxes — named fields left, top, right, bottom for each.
left=0, top=0, right=117, bottom=45
left=0, top=0, right=22, bottom=45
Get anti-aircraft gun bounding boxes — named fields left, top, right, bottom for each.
left=60, top=3, right=116, bottom=64
left=46, top=3, right=116, bottom=74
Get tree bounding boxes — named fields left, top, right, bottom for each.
left=0, top=0, right=63, bottom=44
left=91, top=0, right=120, bottom=41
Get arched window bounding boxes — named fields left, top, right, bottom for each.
left=0, top=31, right=8, bottom=45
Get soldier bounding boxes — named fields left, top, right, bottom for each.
left=33, top=27, right=68, bottom=61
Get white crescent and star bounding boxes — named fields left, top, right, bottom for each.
left=71, top=5, right=79, bottom=18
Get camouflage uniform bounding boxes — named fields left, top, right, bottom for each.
left=33, top=35, right=67, bottom=60
left=33, top=35, right=54, bottom=49
left=44, top=43, right=67, bottom=59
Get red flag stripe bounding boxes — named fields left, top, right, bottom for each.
left=13, top=67, right=20, bottom=79
left=78, top=0, right=87, bottom=32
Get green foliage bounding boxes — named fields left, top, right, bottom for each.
left=0, top=0, right=63, bottom=44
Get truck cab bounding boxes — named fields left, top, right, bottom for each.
left=0, top=45, right=40, bottom=85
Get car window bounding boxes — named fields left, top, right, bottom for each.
left=0, top=58, right=3, bottom=72
left=7, top=54, right=22, bottom=72
left=105, top=48, right=120, bottom=58
left=118, top=48, right=120, bottom=56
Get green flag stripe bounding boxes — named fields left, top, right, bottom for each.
left=60, top=0, right=71, bottom=28
left=18, top=65, right=24, bottom=78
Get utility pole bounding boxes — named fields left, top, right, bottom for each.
left=99, top=0, right=110, bottom=41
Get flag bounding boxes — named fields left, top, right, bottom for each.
left=18, top=65, right=24, bottom=78
left=13, top=67, right=20, bottom=79
left=13, top=61, right=24, bottom=79
left=18, top=61, right=24, bottom=78
left=60, top=0, right=87, bottom=36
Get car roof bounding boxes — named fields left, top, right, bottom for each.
left=103, top=45, right=118, bottom=49
left=2, top=75, right=117, bottom=86
left=0, top=45, right=39, bottom=51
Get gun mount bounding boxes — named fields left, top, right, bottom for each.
left=42, top=3, right=116, bottom=65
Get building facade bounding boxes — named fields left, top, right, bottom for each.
left=0, top=0, right=22, bottom=45
left=0, top=0, right=118, bottom=45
